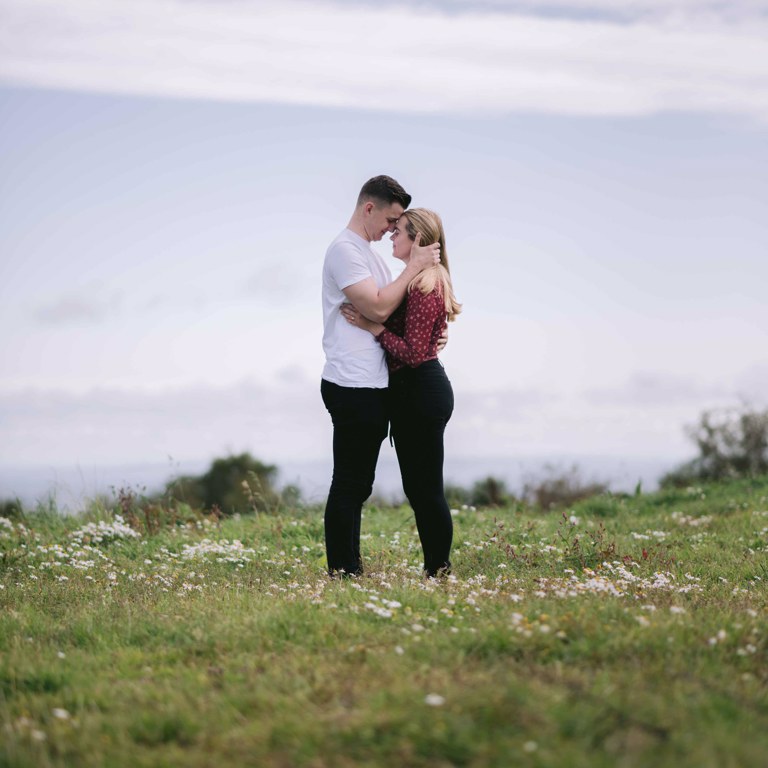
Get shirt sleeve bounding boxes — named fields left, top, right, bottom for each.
left=377, top=289, right=444, bottom=367
left=325, top=240, right=373, bottom=291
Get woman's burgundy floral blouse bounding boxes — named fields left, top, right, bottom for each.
left=377, top=287, right=446, bottom=373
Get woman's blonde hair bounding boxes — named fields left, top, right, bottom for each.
left=401, top=208, right=462, bottom=322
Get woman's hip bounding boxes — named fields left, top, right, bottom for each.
left=389, top=361, right=453, bottom=421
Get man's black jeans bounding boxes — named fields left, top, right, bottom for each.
left=321, top=379, right=389, bottom=576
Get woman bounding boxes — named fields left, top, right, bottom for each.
left=342, top=209, right=461, bottom=577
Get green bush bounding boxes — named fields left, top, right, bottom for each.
left=163, top=453, right=279, bottom=515
left=661, top=405, right=768, bottom=487
left=0, top=498, right=23, bottom=520
left=523, top=464, right=608, bottom=510
left=469, top=476, right=513, bottom=508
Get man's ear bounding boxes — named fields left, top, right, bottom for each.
left=364, top=202, right=375, bottom=215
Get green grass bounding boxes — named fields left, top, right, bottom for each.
left=1, top=477, right=767, bottom=767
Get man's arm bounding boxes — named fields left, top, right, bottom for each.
left=343, top=235, right=440, bottom=323
left=341, top=301, right=450, bottom=354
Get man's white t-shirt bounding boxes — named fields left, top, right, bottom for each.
left=322, top=228, right=392, bottom=388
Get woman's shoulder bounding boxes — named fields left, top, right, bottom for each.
left=408, top=283, right=444, bottom=302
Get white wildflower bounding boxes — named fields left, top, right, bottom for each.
left=180, top=539, right=256, bottom=565
left=70, top=515, right=140, bottom=545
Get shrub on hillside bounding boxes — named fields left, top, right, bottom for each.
left=523, top=464, right=609, bottom=510
left=469, top=476, right=514, bottom=508
left=444, top=483, right=471, bottom=508
left=447, top=466, right=609, bottom=511
left=0, top=498, right=23, bottom=520
left=163, top=453, right=280, bottom=515
left=661, top=405, right=768, bottom=487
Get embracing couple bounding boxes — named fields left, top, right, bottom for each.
left=321, top=175, right=461, bottom=579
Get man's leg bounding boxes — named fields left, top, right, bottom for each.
left=321, top=380, right=388, bottom=576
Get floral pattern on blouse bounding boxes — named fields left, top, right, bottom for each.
left=377, top=287, right=447, bottom=372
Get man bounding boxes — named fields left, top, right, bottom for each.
left=321, top=175, right=440, bottom=576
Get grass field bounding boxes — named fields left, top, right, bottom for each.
left=1, top=477, right=767, bottom=767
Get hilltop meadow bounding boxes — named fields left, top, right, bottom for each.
left=1, top=476, right=767, bottom=767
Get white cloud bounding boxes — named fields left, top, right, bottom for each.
left=4, top=374, right=759, bottom=504
left=0, top=380, right=329, bottom=465
left=1, top=0, right=767, bottom=120
left=33, top=292, right=122, bottom=326
left=244, top=261, right=314, bottom=302
left=0, top=374, right=746, bottom=470
left=583, top=371, right=732, bottom=407
left=431, top=0, right=768, bottom=22
left=736, top=362, right=768, bottom=403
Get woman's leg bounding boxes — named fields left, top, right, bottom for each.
left=391, top=363, right=454, bottom=576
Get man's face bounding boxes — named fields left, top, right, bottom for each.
left=366, top=201, right=404, bottom=241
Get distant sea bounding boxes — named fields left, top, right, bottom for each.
left=0, top=454, right=683, bottom=513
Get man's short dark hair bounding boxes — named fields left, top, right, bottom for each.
left=357, top=175, right=411, bottom=210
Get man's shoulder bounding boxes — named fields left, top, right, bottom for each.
left=324, top=230, right=372, bottom=275
left=326, top=228, right=368, bottom=256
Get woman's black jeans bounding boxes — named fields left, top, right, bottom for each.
left=321, top=379, right=389, bottom=576
left=389, top=360, right=454, bottom=576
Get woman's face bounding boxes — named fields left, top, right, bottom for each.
left=390, top=216, right=414, bottom=262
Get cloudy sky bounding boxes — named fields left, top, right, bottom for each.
left=1, top=0, right=767, bottom=501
